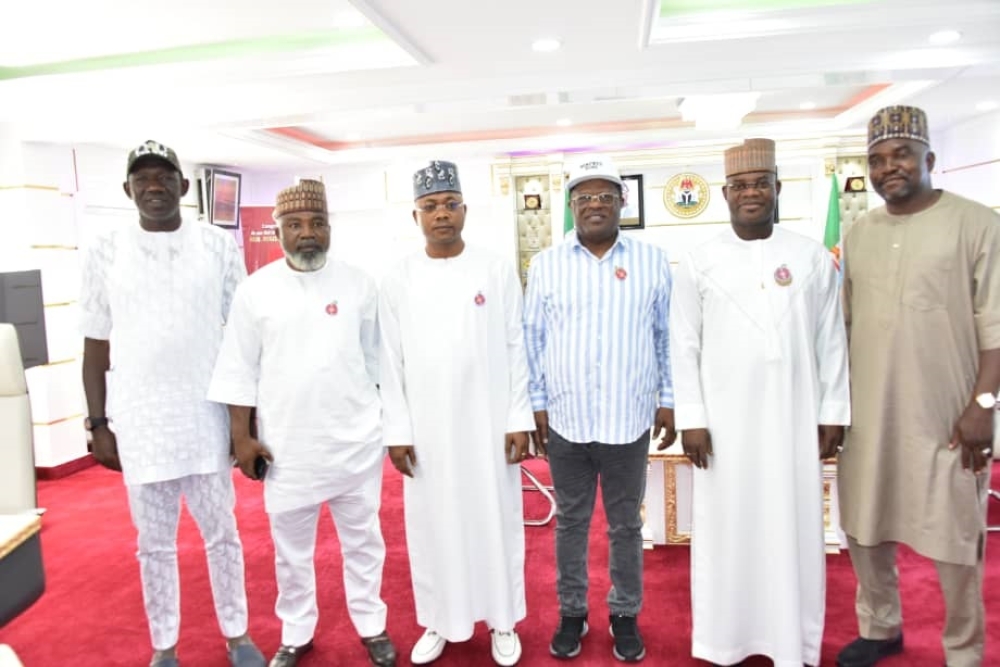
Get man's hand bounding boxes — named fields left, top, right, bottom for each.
left=532, top=411, right=549, bottom=459
left=389, top=445, right=417, bottom=478
left=818, top=424, right=845, bottom=460
left=682, top=428, right=713, bottom=469
left=91, top=427, right=122, bottom=472
left=506, top=432, right=530, bottom=465
left=950, top=402, right=994, bottom=473
left=653, top=407, right=677, bottom=451
left=233, top=436, right=272, bottom=480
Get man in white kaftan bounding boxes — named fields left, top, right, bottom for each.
left=208, top=180, right=396, bottom=667
left=80, top=141, right=264, bottom=667
left=669, top=139, right=850, bottom=667
left=379, top=161, right=535, bottom=667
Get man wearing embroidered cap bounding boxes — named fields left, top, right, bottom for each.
left=670, top=138, right=850, bottom=666
left=837, top=106, right=1000, bottom=667
left=209, top=179, right=396, bottom=667
left=379, top=160, right=534, bottom=666
left=80, top=140, right=265, bottom=666
left=523, top=154, right=674, bottom=662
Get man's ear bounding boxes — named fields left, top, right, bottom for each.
left=180, top=177, right=190, bottom=197
left=412, top=210, right=418, bottom=225
left=123, top=181, right=132, bottom=199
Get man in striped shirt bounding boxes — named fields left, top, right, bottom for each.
left=523, top=155, right=675, bottom=663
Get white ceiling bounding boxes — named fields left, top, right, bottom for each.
left=2, top=0, right=999, bottom=169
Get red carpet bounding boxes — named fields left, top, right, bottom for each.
left=2, top=460, right=998, bottom=666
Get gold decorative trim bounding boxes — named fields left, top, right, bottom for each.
left=0, top=515, right=41, bottom=559
left=41, top=358, right=78, bottom=367
left=43, top=301, right=76, bottom=308
left=32, top=413, right=83, bottom=427
left=30, top=244, right=77, bottom=250
left=650, top=176, right=812, bottom=190
left=0, top=184, right=59, bottom=192
left=654, top=453, right=692, bottom=545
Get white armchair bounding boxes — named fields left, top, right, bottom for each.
left=0, top=324, right=37, bottom=514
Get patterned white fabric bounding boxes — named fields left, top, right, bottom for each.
left=126, top=471, right=249, bottom=650
left=79, top=220, right=246, bottom=485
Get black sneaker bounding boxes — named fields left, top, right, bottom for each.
left=609, top=614, right=645, bottom=662
left=836, top=634, right=903, bottom=667
left=550, top=615, right=589, bottom=659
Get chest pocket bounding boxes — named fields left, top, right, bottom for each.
left=901, top=242, right=955, bottom=312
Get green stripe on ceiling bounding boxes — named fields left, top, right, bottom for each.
left=0, top=26, right=385, bottom=81
left=660, top=0, right=873, bottom=15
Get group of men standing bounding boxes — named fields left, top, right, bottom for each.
left=80, top=102, right=997, bottom=667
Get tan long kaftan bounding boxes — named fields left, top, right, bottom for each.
left=839, top=191, right=1000, bottom=566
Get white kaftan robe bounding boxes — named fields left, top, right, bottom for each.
left=207, top=258, right=383, bottom=514
left=79, top=220, right=246, bottom=485
left=669, top=226, right=850, bottom=667
left=379, top=246, right=536, bottom=641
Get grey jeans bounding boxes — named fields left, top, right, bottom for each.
left=547, top=428, right=649, bottom=618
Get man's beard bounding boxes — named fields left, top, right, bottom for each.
left=284, top=248, right=327, bottom=272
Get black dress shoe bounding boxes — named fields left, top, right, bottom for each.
left=268, top=641, right=314, bottom=667
left=836, top=634, right=903, bottom=667
left=361, top=631, right=397, bottom=666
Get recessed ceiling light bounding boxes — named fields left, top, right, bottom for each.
left=532, top=38, right=562, bottom=53
left=799, top=101, right=817, bottom=110
left=556, top=118, right=572, bottom=127
left=928, top=30, right=961, bottom=45
left=976, top=100, right=999, bottom=112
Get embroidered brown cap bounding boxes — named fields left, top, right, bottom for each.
left=724, top=138, right=776, bottom=178
left=273, top=179, right=328, bottom=219
left=867, top=105, right=929, bottom=149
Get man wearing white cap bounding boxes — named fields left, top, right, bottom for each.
left=80, top=140, right=264, bottom=667
left=523, top=155, right=675, bottom=662
left=670, top=138, right=850, bottom=667
left=837, top=106, right=1000, bottom=667
left=208, top=179, right=396, bottom=667
left=379, top=161, right=535, bottom=666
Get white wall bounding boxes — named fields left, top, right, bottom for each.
left=242, top=158, right=520, bottom=283
left=931, top=109, right=1000, bottom=211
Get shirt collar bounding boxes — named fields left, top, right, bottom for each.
left=569, top=229, right=628, bottom=258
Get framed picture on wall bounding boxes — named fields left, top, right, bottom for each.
left=209, top=169, right=242, bottom=229
left=620, top=174, right=645, bottom=230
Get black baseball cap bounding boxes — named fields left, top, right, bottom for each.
left=126, top=140, right=182, bottom=176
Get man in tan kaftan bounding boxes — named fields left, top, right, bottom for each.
left=837, top=105, right=1000, bottom=667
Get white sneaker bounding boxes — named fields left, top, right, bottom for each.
left=410, top=629, right=447, bottom=665
left=491, top=629, right=522, bottom=666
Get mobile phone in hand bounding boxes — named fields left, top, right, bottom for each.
left=253, top=455, right=269, bottom=481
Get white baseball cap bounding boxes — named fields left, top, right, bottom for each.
left=566, top=154, right=624, bottom=191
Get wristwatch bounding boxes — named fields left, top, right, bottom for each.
left=974, top=393, right=997, bottom=410
left=84, top=416, right=109, bottom=431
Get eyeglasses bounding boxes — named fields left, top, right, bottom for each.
left=725, top=178, right=775, bottom=193
left=570, top=192, right=620, bottom=206
left=417, top=200, right=464, bottom=214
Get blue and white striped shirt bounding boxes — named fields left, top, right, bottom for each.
left=523, top=232, right=673, bottom=445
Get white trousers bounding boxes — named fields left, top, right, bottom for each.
left=126, top=470, right=250, bottom=650
left=269, top=464, right=388, bottom=646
